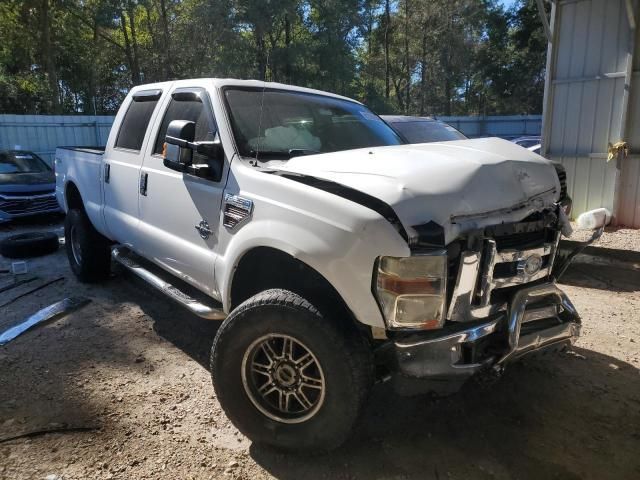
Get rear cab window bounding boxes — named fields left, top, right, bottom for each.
left=115, top=89, right=162, bottom=151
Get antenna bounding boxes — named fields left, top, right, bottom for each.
left=255, top=49, right=270, bottom=163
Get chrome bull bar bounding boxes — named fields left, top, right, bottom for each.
left=393, top=282, right=580, bottom=380
left=497, top=282, right=580, bottom=365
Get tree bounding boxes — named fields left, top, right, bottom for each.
left=0, top=0, right=549, bottom=115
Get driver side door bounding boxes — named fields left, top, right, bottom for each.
left=137, top=86, right=228, bottom=297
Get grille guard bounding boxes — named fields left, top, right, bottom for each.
left=393, top=282, right=581, bottom=382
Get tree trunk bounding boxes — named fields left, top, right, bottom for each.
left=404, top=0, right=410, bottom=114
left=120, top=10, right=141, bottom=85
left=144, top=4, right=160, bottom=82
left=256, top=26, right=266, bottom=80
left=420, top=29, right=427, bottom=116
left=384, top=0, right=391, bottom=99
left=284, top=13, right=291, bottom=83
left=158, top=0, right=173, bottom=79
left=128, top=5, right=142, bottom=84
left=40, top=0, right=60, bottom=113
left=89, top=22, right=99, bottom=114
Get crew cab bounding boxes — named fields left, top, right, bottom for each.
left=55, top=79, right=604, bottom=451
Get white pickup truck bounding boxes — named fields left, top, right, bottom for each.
left=55, top=78, right=604, bottom=451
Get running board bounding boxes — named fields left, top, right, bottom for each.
left=111, top=246, right=226, bottom=320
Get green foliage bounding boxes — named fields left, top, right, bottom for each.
left=0, top=0, right=548, bottom=115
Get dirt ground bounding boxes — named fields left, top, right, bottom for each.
left=0, top=217, right=639, bottom=480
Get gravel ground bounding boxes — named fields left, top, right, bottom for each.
left=569, top=222, right=640, bottom=251
left=0, top=217, right=639, bottom=480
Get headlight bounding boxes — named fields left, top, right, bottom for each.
left=373, top=251, right=447, bottom=330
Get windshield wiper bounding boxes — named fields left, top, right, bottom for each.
left=248, top=150, right=290, bottom=160
left=288, top=149, right=320, bottom=158
left=248, top=149, right=321, bottom=160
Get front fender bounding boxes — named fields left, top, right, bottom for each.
left=215, top=205, right=409, bottom=329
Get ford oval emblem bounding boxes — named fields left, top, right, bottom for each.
left=518, top=254, right=543, bottom=276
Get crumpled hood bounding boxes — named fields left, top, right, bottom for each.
left=276, top=137, right=560, bottom=244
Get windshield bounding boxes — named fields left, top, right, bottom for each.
left=224, top=88, right=403, bottom=159
left=388, top=120, right=467, bottom=144
left=0, top=151, right=51, bottom=174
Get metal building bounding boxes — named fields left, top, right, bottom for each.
left=540, top=0, right=639, bottom=226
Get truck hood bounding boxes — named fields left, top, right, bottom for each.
left=274, top=138, right=560, bottom=244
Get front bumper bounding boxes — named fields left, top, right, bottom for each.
left=392, top=282, right=580, bottom=393
left=0, top=192, right=61, bottom=222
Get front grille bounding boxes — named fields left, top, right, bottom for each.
left=0, top=189, right=54, bottom=197
left=493, top=254, right=551, bottom=279
left=492, top=229, right=549, bottom=250
left=0, top=194, right=59, bottom=215
left=448, top=210, right=561, bottom=321
left=486, top=210, right=557, bottom=250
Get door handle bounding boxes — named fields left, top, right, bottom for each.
left=139, top=172, right=148, bottom=196
left=104, top=163, right=110, bottom=183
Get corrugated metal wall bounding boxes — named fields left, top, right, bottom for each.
left=0, top=114, right=113, bottom=165
left=542, top=0, right=638, bottom=225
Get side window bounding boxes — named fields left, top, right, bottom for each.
left=153, top=97, right=215, bottom=155
left=115, top=96, right=160, bottom=151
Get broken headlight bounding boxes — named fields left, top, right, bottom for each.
left=373, top=252, right=447, bottom=330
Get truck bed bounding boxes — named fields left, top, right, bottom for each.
left=55, top=145, right=108, bottom=235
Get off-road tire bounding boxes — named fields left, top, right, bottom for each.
left=210, top=289, right=373, bottom=452
left=0, top=232, right=59, bottom=259
left=65, top=208, right=111, bottom=282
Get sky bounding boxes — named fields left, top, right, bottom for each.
left=497, top=0, right=519, bottom=9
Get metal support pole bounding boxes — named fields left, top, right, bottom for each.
left=541, top=1, right=558, bottom=158
left=612, top=1, right=637, bottom=225
left=536, top=0, right=553, bottom=43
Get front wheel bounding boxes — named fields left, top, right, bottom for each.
left=210, top=289, right=373, bottom=451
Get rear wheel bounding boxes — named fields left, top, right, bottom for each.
left=210, top=289, right=373, bottom=452
left=65, top=208, right=111, bottom=282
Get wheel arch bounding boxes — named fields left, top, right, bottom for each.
left=65, top=181, right=84, bottom=212
left=229, top=246, right=369, bottom=338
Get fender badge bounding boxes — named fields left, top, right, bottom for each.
left=223, top=193, right=253, bottom=230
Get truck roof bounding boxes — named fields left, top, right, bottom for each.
left=128, top=78, right=362, bottom=105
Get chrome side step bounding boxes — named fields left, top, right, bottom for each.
left=111, top=246, right=226, bottom=320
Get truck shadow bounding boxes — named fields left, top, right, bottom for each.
left=560, top=262, right=640, bottom=292
left=250, top=347, right=640, bottom=480
left=116, top=272, right=639, bottom=479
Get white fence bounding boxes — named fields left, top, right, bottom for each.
left=0, top=114, right=542, bottom=166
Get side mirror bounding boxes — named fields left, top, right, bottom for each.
left=162, top=120, right=225, bottom=181
left=163, top=120, right=195, bottom=167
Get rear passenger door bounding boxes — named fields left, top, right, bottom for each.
left=103, top=89, right=163, bottom=246
left=136, top=86, right=227, bottom=297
